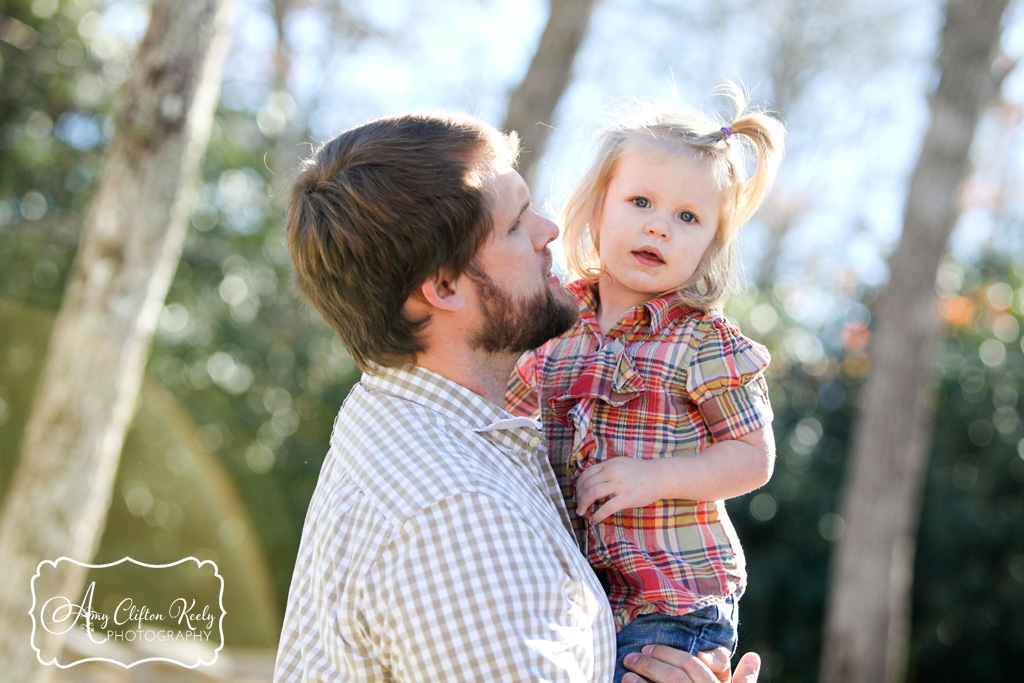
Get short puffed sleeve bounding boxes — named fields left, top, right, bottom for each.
left=685, top=317, right=773, bottom=441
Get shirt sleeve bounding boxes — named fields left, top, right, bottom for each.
left=685, top=318, right=773, bottom=441
left=364, top=490, right=608, bottom=682
left=506, top=349, right=541, bottom=419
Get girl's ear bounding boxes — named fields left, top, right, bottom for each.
left=418, top=273, right=465, bottom=312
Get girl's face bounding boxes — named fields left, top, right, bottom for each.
left=596, top=146, right=722, bottom=313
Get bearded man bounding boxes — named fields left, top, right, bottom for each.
left=274, top=111, right=759, bottom=683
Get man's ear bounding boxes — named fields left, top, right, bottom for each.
left=418, top=273, right=466, bottom=311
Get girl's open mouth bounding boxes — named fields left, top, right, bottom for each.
left=632, top=249, right=664, bottom=266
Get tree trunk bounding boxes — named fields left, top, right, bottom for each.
left=0, top=0, right=234, bottom=679
left=503, top=0, right=598, bottom=189
left=820, top=1, right=1010, bottom=682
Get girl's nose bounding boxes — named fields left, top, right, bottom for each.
left=644, top=218, right=669, bottom=238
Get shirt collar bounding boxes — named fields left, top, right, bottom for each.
left=643, top=290, right=694, bottom=331
left=362, top=364, right=543, bottom=454
left=566, top=279, right=695, bottom=335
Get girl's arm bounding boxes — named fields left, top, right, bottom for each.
left=575, top=426, right=775, bottom=525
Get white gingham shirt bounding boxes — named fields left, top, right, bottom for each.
left=273, top=365, right=616, bottom=682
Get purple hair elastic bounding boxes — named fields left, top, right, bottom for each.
left=720, top=126, right=733, bottom=137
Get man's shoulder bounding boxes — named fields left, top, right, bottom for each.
left=326, top=382, right=520, bottom=523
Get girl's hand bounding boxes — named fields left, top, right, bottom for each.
left=575, top=458, right=662, bottom=524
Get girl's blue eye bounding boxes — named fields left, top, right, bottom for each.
left=632, top=197, right=650, bottom=208
left=678, top=211, right=696, bottom=223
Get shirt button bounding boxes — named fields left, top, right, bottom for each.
left=528, top=436, right=541, bottom=449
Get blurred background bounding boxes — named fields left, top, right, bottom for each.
left=1, top=0, right=1023, bottom=681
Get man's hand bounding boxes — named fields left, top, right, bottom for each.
left=622, top=645, right=761, bottom=683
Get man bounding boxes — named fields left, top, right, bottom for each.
left=274, top=111, right=759, bottom=682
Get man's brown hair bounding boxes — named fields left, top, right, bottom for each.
left=287, top=112, right=519, bottom=371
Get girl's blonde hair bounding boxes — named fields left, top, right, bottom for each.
left=560, top=83, right=785, bottom=309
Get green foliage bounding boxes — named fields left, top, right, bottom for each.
left=0, top=0, right=361, bottom=629
left=725, top=286, right=857, bottom=681
left=148, top=113, right=364, bottom=603
left=3, top=0, right=1023, bottom=676
left=0, top=0, right=112, bottom=311
left=1, top=0, right=110, bottom=488
left=726, top=257, right=1024, bottom=681
left=910, top=258, right=1024, bottom=681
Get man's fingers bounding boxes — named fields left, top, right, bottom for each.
left=732, top=652, right=761, bottom=683
left=622, top=652, right=695, bottom=683
left=623, top=645, right=719, bottom=683
left=624, top=647, right=760, bottom=683
left=695, top=648, right=731, bottom=681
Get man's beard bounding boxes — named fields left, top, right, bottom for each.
left=466, top=267, right=578, bottom=355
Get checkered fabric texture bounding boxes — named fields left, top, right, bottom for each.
left=274, top=364, right=616, bottom=681
left=507, top=280, right=773, bottom=630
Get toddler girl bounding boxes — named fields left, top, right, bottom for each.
left=507, top=84, right=785, bottom=681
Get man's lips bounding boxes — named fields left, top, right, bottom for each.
left=543, top=251, right=560, bottom=285
left=632, top=247, right=665, bottom=266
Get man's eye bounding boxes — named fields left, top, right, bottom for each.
left=678, top=211, right=696, bottom=223
left=632, top=197, right=650, bottom=208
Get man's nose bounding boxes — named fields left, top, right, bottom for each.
left=533, top=213, right=559, bottom=249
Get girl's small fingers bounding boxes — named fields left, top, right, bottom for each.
left=576, top=494, right=601, bottom=516
left=576, top=463, right=603, bottom=487
left=575, top=489, right=594, bottom=516
left=576, top=482, right=610, bottom=515
left=588, top=499, right=622, bottom=525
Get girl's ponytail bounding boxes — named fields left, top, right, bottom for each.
left=719, top=83, right=786, bottom=229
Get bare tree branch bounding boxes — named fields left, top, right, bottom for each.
left=503, top=0, right=599, bottom=189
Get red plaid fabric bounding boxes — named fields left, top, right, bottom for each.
left=508, top=279, right=772, bottom=629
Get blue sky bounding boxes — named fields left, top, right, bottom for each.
left=96, top=0, right=1024, bottom=328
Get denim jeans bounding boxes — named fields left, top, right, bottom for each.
left=612, top=595, right=739, bottom=683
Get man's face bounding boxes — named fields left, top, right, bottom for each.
left=464, top=161, right=577, bottom=354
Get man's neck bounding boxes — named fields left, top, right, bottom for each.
left=415, top=352, right=516, bottom=407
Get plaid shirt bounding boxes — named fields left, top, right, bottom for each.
left=274, top=364, right=616, bottom=682
left=507, top=280, right=772, bottom=630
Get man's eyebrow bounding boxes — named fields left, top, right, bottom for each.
left=510, top=200, right=530, bottom=230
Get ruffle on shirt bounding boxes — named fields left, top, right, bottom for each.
left=547, top=337, right=646, bottom=479
left=547, top=337, right=646, bottom=423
